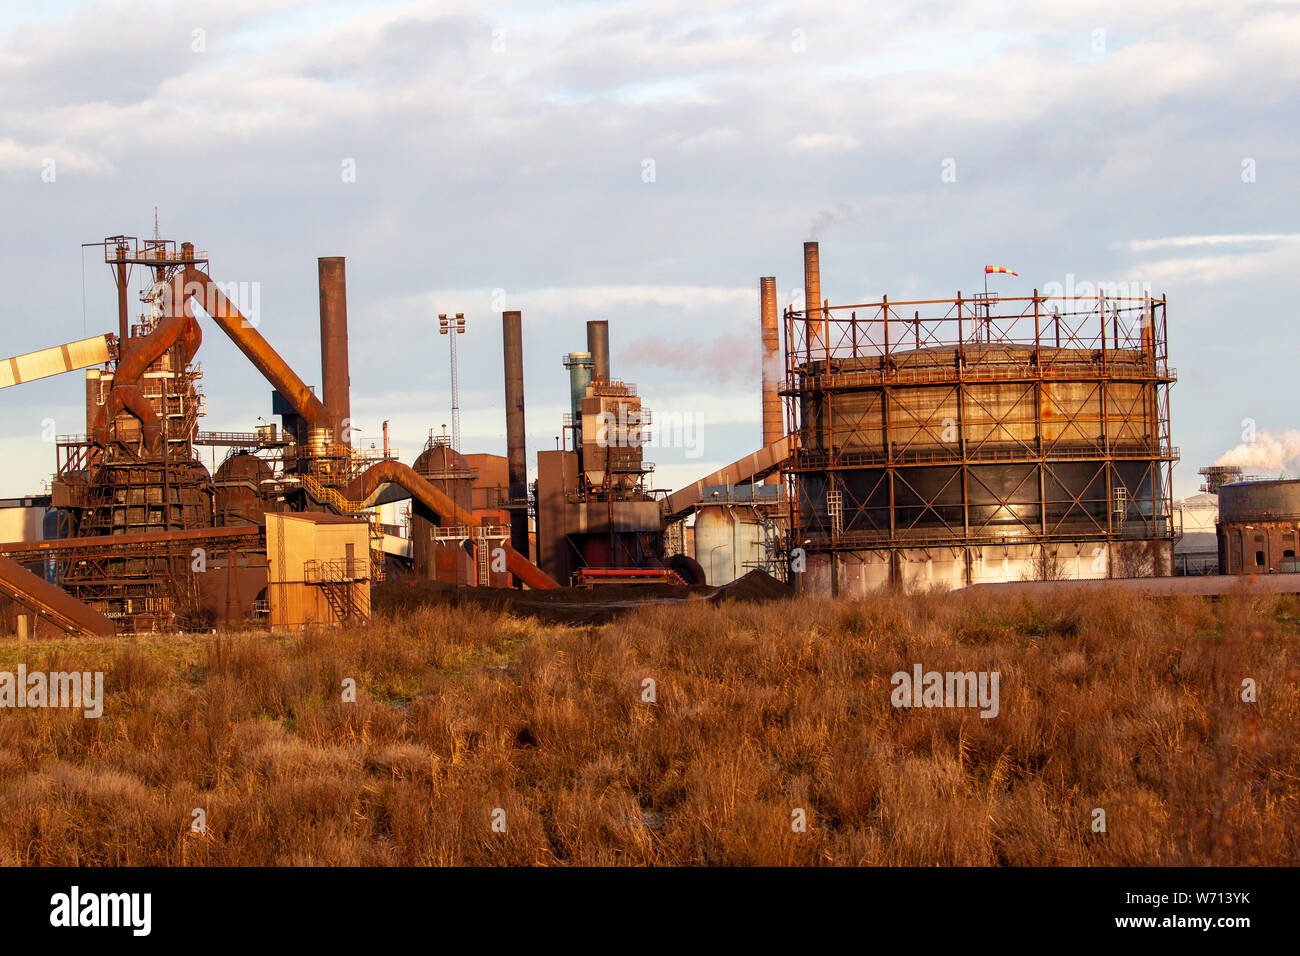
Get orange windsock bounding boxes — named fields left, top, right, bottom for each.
left=985, top=265, right=1019, bottom=276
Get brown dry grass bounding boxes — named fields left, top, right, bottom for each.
left=0, top=589, right=1296, bottom=865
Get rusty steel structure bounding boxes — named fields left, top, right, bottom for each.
left=780, top=242, right=1179, bottom=593
left=2, top=228, right=561, bottom=632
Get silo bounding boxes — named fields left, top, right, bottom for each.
left=694, top=502, right=765, bottom=586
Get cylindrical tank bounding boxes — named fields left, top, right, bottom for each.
left=563, top=352, right=593, bottom=450
left=1217, top=478, right=1300, bottom=574
left=1219, top=479, right=1300, bottom=522
left=214, top=453, right=273, bottom=526
left=411, top=442, right=476, bottom=582
left=694, top=503, right=764, bottom=586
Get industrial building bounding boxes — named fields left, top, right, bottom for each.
left=0, top=232, right=556, bottom=636
left=1215, top=478, right=1300, bottom=575
left=776, top=241, right=1179, bottom=593
left=0, top=227, right=1196, bottom=634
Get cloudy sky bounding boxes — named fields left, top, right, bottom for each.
left=1, top=0, right=1297, bottom=499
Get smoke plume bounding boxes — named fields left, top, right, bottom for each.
left=1214, top=428, right=1300, bottom=475
left=621, top=332, right=758, bottom=385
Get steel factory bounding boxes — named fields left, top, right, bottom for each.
left=1, top=225, right=1291, bottom=638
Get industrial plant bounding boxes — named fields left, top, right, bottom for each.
left=3, top=226, right=1293, bottom=639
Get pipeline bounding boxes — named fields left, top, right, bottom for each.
left=345, top=459, right=558, bottom=590
left=90, top=273, right=201, bottom=450
left=182, top=266, right=330, bottom=427
left=92, top=265, right=329, bottom=451
left=90, top=383, right=163, bottom=452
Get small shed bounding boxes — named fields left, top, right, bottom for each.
left=266, top=511, right=371, bottom=631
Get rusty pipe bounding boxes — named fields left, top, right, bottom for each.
left=318, top=257, right=351, bottom=441
left=183, top=266, right=330, bottom=426
left=345, top=459, right=558, bottom=589
left=111, top=272, right=201, bottom=386
left=760, top=276, right=782, bottom=484
left=91, top=384, right=162, bottom=453
left=586, top=319, right=610, bottom=383
left=803, top=241, right=823, bottom=348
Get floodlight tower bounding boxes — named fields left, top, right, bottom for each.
left=438, top=312, right=466, bottom=450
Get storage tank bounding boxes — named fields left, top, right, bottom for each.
left=1217, top=478, right=1300, bottom=574
left=411, top=440, right=476, bottom=582
left=694, top=502, right=764, bottom=586
left=214, top=453, right=272, bottom=527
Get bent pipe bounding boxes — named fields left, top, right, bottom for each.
left=114, top=273, right=203, bottom=386
left=182, top=266, right=330, bottom=427
left=91, top=276, right=202, bottom=444
left=345, top=460, right=559, bottom=590
left=90, top=384, right=163, bottom=454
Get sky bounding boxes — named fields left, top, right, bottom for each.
left=1, top=0, right=1298, bottom=500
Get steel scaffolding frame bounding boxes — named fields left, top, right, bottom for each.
left=780, top=291, right=1179, bottom=573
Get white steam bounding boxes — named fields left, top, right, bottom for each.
left=1214, top=429, right=1300, bottom=475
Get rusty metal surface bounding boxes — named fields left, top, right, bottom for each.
left=0, top=554, right=116, bottom=636
left=318, top=257, right=351, bottom=440
left=586, top=320, right=610, bottom=383
left=346, top=460, right=558, bottom=589
left=502, top=311, right=530, bottom=559
left=760, top=276, right=782, bottom=484
left=183, top=266, right=330, bottom=426
left=661, top=435, right=791, bottom=521
left=803, top=241, right=822, bottom=345
left=0, top=525, right=260, bottom=557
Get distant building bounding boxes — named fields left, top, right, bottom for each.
left=1174, top=492, right=1219, bottom=574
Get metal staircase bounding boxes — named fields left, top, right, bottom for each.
left=303, top=557, right=365, bottom=621
left=297, top=473, right=387, bottom=582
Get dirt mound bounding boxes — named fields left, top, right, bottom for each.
left=706, top=569, right=794, bottom=604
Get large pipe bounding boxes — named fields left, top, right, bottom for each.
left=587, top=319, right=610, bottom=383
left=760, top=276, right=781, bottom=485
left=502, top=311, right=530, bottom=560
left=345, top=459, right=558, bottom=589
left=318, top=257, right=351, bottom=442
left=182, top=266, right=330, bottom=426
left=803, top=241, right=823, bottom=349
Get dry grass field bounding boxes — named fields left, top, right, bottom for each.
left=0, top=588, right=1296, bottom=865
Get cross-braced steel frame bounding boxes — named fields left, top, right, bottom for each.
left=780, top=290, right=1179, bottom=574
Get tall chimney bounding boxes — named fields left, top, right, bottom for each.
left=803, top=241, right=823, bottom=351
left=502, top=311, right=530, bottom=562
left=760, top=276, right=782, bottom=484
left=318, top=257, right=351, bottom=442
left=587, top=320, right=610, bottom=383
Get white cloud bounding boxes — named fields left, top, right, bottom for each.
left=789, top=132, right=859, bottom=153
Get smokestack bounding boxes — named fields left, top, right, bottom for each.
left=803, top=241, right=823, bottom=349
left=760, top=277, right=781, bottom=484
left=318, top=257, right=351, bottom=443
left=587, top=320, right=610, bottom=383
left=502, top=311, right=530, bottom=561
